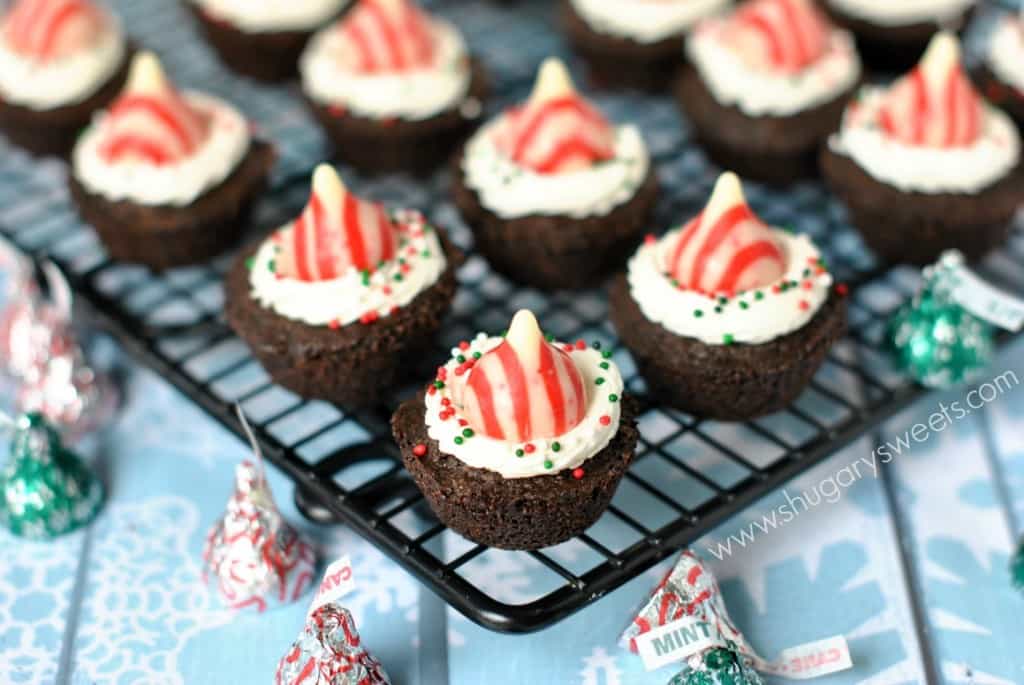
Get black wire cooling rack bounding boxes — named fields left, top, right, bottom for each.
left=2, top=0, right=1023, bottom=633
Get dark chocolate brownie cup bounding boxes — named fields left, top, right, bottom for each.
left=818, top=1, right=974, bottom=73
left=392, top=392, right=639, bottom=550
left=451, top=159, right=660, bottom=290
left=225, top=228, right=462, bottom=410
left=186, top=2, right=351, bottom=82
left=562, top=0, right=685, bottom=92
left=0, top=48, right=131, bottom=158
left=821, top=147, right=1024, bottom=266
left=974, top=63, right=1024, bottom=133
left=69, top=141, right=275, bottom=270
left=676, top=64, right=856, bottom=185
left=306, top=60, right=488, bottom=176
left=610, top=275, right=848, bottom=420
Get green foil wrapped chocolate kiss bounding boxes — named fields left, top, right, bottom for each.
left=667, top=645, right=764, bottom=685
left=887, top=255, right=993, bottom=389
left=0, top=412, right=104, bottom=539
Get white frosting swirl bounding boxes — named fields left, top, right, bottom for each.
left=425, top=334, right=624, bottom=479
left=828, top=86, right=1021, bottom=195
left=988, top=15, right=1024, bottom=94
left=0, top=13, right=125, bottom=110
left=300, top=17, right=472, bottom=121
left=569, top=0, right=730, bottom=44
left=627, top=230, right=832, bottom=345
left=190, top=0, right=348, bottom=33
left=825, top=0, right=974, bottom=27
left=72, top=93, right=251, bottom=207
left=249, top=210, right=447, bottom=327
left=686, top=21, right=861, bottom=116
left=461, top=118, right=649, bottom=219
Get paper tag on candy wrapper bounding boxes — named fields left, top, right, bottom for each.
left=634, top=617, right=852, bottom=679
left=307, top=555, right=355, bottom=616
left=939, top=251, right=1024, bottom=332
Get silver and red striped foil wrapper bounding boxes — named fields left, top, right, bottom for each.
left=275, top=603, right=391, bottom=685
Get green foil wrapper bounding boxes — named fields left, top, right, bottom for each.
left=0, top=412, right=104, bottom=539
left=1012, top=537, right=1024, bottom=594
left=667, top=645, right=764, bottom=685
left=887, top=254, right=993, bottom=389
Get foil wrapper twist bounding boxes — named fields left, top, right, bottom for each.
left=621, top=551, right=763, bottom=685
left=203, top=460, right=317, bottom=612
left=0, top=412, right=104, bottom=539
left=275, top=603, right=391, bottom=685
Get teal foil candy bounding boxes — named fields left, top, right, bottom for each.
left=1012, top=538, right=1024, bottom=594
left=667, top=645, right=763, bottom=685
left=0, top=412, right=104, bottom=539
left=887, top=256, right=994, bottom=389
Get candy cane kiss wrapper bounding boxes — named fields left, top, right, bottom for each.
left=203, top=406, right=317, bottom=611
left=622, top=550, right=853, bottom=682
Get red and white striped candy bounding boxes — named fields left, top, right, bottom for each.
left=462, top=310, right=587, bottom=442
left=666, top=172, right=785, bottom=295
left=335, top=0, right=436, bottom=73
left=277, top=165, right=398, bottom=282
left=2, top=0, right=103, bottom=60
left=99, top=53, right=210, bottom=166
left=879, top=32, right=982, bottom=148
left=725, top=0, right=830, bottom=73
left=494, top=58, right=616, bottom=174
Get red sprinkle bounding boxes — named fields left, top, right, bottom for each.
left=572, top=468, right=584, bottom=480
left=802, top=280, right=813, bottom=290
left=328, top=319, right=340, bottom=330
left=815, top=266, right=827, bottom=275
left=412, top=444, right=427, bottom=457
left=382, top=285, right=393, bottom=296
left=441, top=398, right=451, bottom=407
left=835, top=283, right=849, bottom=296
left=798, top=300, right=810, bottom=311
left=599, top=415, right=611, bottom=426
left=359, top=311, right=378, bottom=325
left=458, top=419, right=468, bottom=427
left=400, top=263, right=412, bottom=274
left=524, top=444, right=536, bottom=454
left=458, top=341, right=470, bottom=351
left=437, top=367, right=447, bottom=380
left=562, top=344, right=574, bottom=353
left=575, top=339, right=587, bottom=350
left=328, top=104, right=347, bottom=117
left=390, top=306, right=399, bottom=315
left=407, top=246, right=417, bottom=256
left=644, top=234, right=656, bottom=245
left=771, top=284, right=782, bottom=294
left=807, top=256, right=818, bottom=265
left=427, top=385, right=437, bottom=396
left=454, top=366, right=467, bottom=376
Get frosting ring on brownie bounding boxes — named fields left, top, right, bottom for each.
left=989, top=14, right=1024, bottom=94
left=424, top=333, right=624, bottom=479
left=569, top=0, right=730, bottom=44
left=190, top=0, right=349, bottom=33
left=686, top=18, right=860, bottom=117
left=462, top=118, right=649, bottom=219
left=249, top=209, right=447, bottom=326
left=824, top=0, right=975, bottom=27
left=828, top=88, right=1020, bottom=195
left=0, top=7, right=125, bottom=110
left=301, top=17, right=470, bottom=121
left=74, top=92, right=250, bottom=207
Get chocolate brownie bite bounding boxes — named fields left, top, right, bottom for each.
left=186, top=0, right=351, bottom=82
left=453, top=58, right=658, bottom=290
left=68, top=53, right=274, bottom=270
left=561, top=0, right=729, bottom=92
left=299, top=0, right=487, bottom=176
left=818, top=0, right=975, bottom=72
left=676, top=0, right=861, bottom=185
left=0, top=0, right=132, bottom=158
left=610, top=172, right=848, bottom=421
left=226, top=164, right=461, bottom=409
left=392, top=310, right=639, bottom=551
left=974, top=9, right=1024, bottom=132
left=822, top=33, right=1024, bottom=266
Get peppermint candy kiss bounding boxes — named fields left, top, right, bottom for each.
left=277, top=165, right=398, bottom=282
left=494, top=58, right=616, bottom=174
left=2, top=0, right=104, bottom=61
left=336, top=0, right=436, bottom=73
left=879, top=32, right=982, bottom=148
left=666, top=172, right=785, bottom=295
left=727, top=0, right=830, bottom=72
left=98, top=52, right=210, bottom=165
left=462, top=310, right=587, bottom=442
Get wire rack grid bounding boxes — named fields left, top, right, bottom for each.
left=1, top=0, right=1023, bottom=633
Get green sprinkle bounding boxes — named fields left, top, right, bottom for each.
left=515, top=449, right=525, bottom=457
left=599, top=362, right=610, bottom=370
left=755, top=291, right=764, bottom=301
left=591, top=341, right=602, bottom=350
left=500, top=329, right=508, bottom=337
left=434, top=380, right=445, bottom=389
left=608, top=393, right=619, bottom=403
left=739, top=301, right=749, bottom=310
left=602, top=350, right=612, bottom=359
left=694, top=309, right=704, bottom=318
left=545, top=333, right=554, bottom=342
left=454, top=436, right=464, bottom=445
left=803, top=268, right=812, bottom=278
left=543, top=459, right=553, bottom=470
left=552, top=442, right=561, bottom=452
left=268, top=259, right=276, bottom=273
left=456, top=355, right=466, bottom=363
left=714, top=306, right=723, bottom=314
left=462, top=428, right=474, bottom=438
left=595, top=377, right=605, bottom=386
left=421, top=249, right=431, bottom=257
left=473, top=351, right=482, bottom=359
left=718, top=296, right=728, bottom=305
left=394, top=273, right=404, bottom=282
left=361, top=270, right=371, bottom=286
left=245, top=257, right=255, bottom=270
left=723, top=333, right=735, bottom=345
